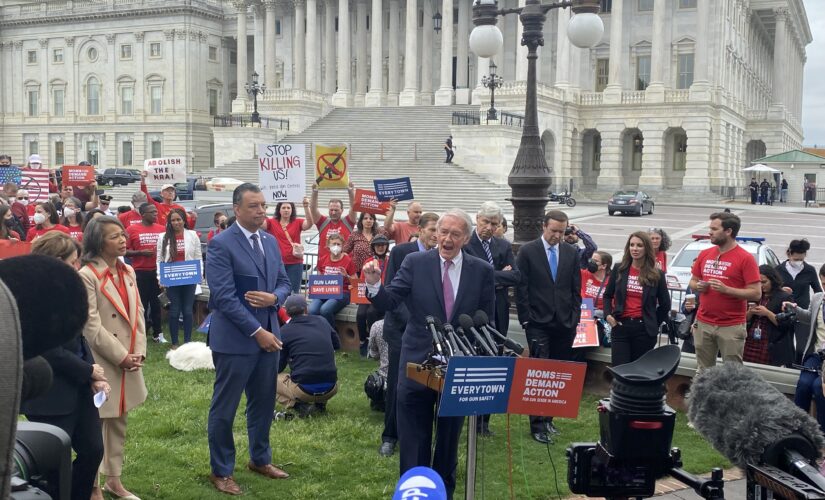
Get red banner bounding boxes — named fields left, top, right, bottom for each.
left=62, top=165, right=96, bottom=187
left=349, top=277, right=370, bottom=305
left=506, top=359, right=587, bottom=418
left=0, top=240, right=32, bottom=259
left=352, top=189, right=390, bottom=215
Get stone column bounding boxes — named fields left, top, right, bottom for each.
left=455, top=0, right=470, bottom=103
left=471, top=56, right=488, bottom=105
left=235, top=1, right=248, bottom=99
left=324, top=0, right=336, bottom=94
left=554, top=8, right=570, bottom=88
left=771, top=7, right=787, bottom=108
left=399, top=0, right=419, bottom=106
left=603, top=0, right=623, bottom=104
left=294, top=0, right=306, bottom=89
left=596, top=127, right=623, bottom=190
left=355, top=0, right=368, bottom=105
left=306, top=0, right=318, bottom=91
left=366, top=0, right=385, bottom=106
left=645, top=0, right=666, bottom=102
left=638, top=125, right=664, bottom=189
left=514, top=0, right=527, bottom=80
left=254, top=4, right=264, bottom=76
left=332, top=0, right=353, bottom=106
left=434, top=0, right=454, bottom=105
left=690, top=0, right=710, bottom=99
left=264, top=0, right=277, bottom=87
left=387, top=0, right=401, bottom=105
left=419, top=0, right=434, bottom=104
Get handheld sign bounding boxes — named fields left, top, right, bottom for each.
left=308, top=274, right=345, bottom=299
left=352, top=189, right=391, bottom=215
left=143, top=157, right=187, bottom=188
left=258, top=143, right=306, bottom=202
left=439, top=357, right=516, bottom=417
left=314, top=143, right=349, bottom=189
left=350, top=276, right=370, bottom=305
left=573, top=298, right=600, bottom=348
left=506, top=359, right=587, bottom=418
left=0, top=166, right=21, bottom=186
left=62, top=165, right=96, bottom=187
left=374, top=177, right=414, bottom=202
left=20, top=169, right=51, bottom=203
left=0, top=240, right=31, bottom=259
left=159, top=260, right=202, bottom=287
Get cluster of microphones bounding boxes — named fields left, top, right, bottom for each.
left=425, top=311, right=524, bottom=364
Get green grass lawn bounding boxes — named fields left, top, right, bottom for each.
left=118, top=333, right=730, bottom=499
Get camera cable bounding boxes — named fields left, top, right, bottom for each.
left=544, top=439, right=563, bottom=500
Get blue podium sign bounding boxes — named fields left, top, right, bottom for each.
left=159, top=260, right=202, bottom=286
left=438, top=357, right=516, bottom=417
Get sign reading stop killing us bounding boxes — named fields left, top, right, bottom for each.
left=258, top=144, right=306, bottom=202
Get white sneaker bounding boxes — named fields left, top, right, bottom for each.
left=155, top=333, right=169, bottom=344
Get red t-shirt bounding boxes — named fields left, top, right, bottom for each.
left=315, top=215, right=355, bottom=261
left=26, top=224, right=71, bottom=241
left=691, top=244, right=760, bottom=326
left=66, top=224, right=84, bottom=242
left=140, top=183, right=184, bottom=225
left=119, top=210, right=143, bottom=228
left=207, top=228, right=223, bottom=242
left=265, top=217, right=305, bottom=266
left=172, top=234, right=186, bottom=262
left=623, top=266, right=644, bottom=319
left=317, top=253, right=356, bottom=289
left=580, top=269, right=608, bottom=310
left=655, top=250, right=667, bottom=273
left=127, top=223, right=165, bottom=271
left=388, top=221, right=418, bottom=244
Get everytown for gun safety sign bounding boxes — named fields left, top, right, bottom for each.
left=258, top=144, right=306, bottom=202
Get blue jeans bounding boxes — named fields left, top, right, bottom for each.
left=308, top=296, right=350, bottom=332
left=284, top=263, right=303, bottom=294
left=167, top=284, right=196, bottom=345
left=794, top=354, right=825, bottom=434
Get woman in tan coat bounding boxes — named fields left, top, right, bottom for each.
left=79, top=216, right=147, bottom=500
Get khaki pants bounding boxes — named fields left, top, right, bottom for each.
left=99, top=414, right=128, bottom=478
left=276, top=373, right=338, bottom=408
left=693, top=320, right=746, bottom=373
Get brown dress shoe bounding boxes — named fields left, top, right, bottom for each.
left=209, top=474, right=242, bottom=495
left=247, top=462, right=289, bottom=479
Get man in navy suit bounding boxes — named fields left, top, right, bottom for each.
left=206, top=183, right=292, bottom=495
left=364, top=209, right=495, bottom=498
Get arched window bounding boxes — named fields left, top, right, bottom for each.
left=87, top=77, right=100, bottom=115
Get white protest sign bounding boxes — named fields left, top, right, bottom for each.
left=143, top=157, right=187, bottom=187
left=257, top=144, right=306, bottom=203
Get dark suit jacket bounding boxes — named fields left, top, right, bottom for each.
left=602, top=266, right=671, bottom=337
left=370, top=249, right=495, bottom=387
left=464, top=232, right=520, bottom=334
left=206, top=223, right=292, bottom=354
left=515, top=239, right=581, bottom=330
left=746, top=289, right=795, bottom=367
left=381, top=241, right=421, bottom=349
left=21, top=335, right=94, bottom=416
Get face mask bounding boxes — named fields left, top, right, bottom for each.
left=586, top=259, right=599, bottom=273
left=330, top=245, right=342, bottom=256
left=4, top=219, right=14, bottom=227
left=33, top=213, right=47, bottom=225
left=788, top=260, right=804, bottom=270
left=63, top=208, right=76, bottom=219
left=18, top=199, right=28, bottom=207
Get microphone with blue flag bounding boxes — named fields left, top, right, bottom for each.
left=392, top=466, right=447, bottom=500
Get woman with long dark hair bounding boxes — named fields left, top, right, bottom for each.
left=26, top=201, right=70, bottom=241
left=156, top=207, right=202, bottom=348
left=744, top=265, right=795, bottom=367
left=344, top=211, right=388, bottom=274
left=603, top=231, right=671, bottom=366
left=0, top=205, right=23, bottom=240
left=265, top=198, right=313, bottom=294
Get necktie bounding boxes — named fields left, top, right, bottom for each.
left=251, top=233, right=264, bottom=265
left=443, top=259, right=455, bottom=320
left=548, top=246, right=558, bottom=282
left=482, top=239, right=494, bottom=266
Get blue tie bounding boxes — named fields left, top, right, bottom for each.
left=548, top=246, right=557, bottom=282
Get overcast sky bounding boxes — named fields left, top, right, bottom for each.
left=802, top=0, right=824, bottom=146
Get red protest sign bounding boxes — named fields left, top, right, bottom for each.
left=350, top=277, right=370, bottom=305
left=573, top=299, right=600, bottom=348
left=62, top=165, right=96, bottom=187
left=506, top=359, right=587, bottom=418
left=0, top=240, right=32, bottom=259
left=352, top=189, right=390, bottom=215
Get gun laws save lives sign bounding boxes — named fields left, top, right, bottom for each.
left=258, top=144, right=306, bottom=203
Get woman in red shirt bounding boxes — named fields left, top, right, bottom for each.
left=580, top=250, right=613, bottom=312
left=266, top=199, right=314, bottom=294
left=648, top=227, right=671, bottom=273
left=602, top=231, right=671, bottom=367
left=61, top=198, right=85, bottom=242
left=357, top=235, right=390, bottom=356
left=26, top=201, right=70, bottom=241
left=344, top=211, right=388, bottom=275
left=309, top=233, right=356, bottom=335
left=0, top=205, right=23, bottom=241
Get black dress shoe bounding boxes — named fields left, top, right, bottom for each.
left=378, top=441, right=396, bottom=457
left=532, top=432, right=552, bottom=444
left=545, top=421, right=560, bottom=435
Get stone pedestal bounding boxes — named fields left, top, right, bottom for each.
left=455, top=88, right=470, bottom=105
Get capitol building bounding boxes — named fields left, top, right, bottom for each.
left=0, top=0, right=811, bottom=195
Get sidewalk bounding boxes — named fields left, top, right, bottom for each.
left=572, top=199, right=825, bottom=216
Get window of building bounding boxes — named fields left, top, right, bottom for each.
left=600, top=0, right=612, bottom=13
left=679, top=0, right=697, bottom=8
left=53, top=89, right=64, bottom=117
left=209, top=89, right=218, bottom=116
left=54, top=141, right=64, bottom=165
left=86, top=141, right=99, bottom=166
left=27, top=50, right=37, bottom=64
left=151, top=140, right=162, bottom=158
left=27, top=90, right=39, bottom=117
left=121, top=87, right=134, bottom=115
left=87, top=47, right=98, bottom=62
left=121, top=44, right=132, bottom=60
left=122, top=141, right=133, bottom=166
left=335, top=17, right=339, bottom=32
left=366, top=15, right=370, bottom=31
left=638, top=0, right=653, bottom=11
left=86, top=77, right=101, bottom=115
left=230, top=51, right=237, bottom=64
left=209, top=46, right=218, bottom=61
left=636, top=55, right=651, bottom=90
left=677, top=53, right=694, bottom=89
left=276, top=20, right=281, bottom=35
left=453, top=7, right=458, bottom=23
left=596, top=58, right=609, bottom=92
left=150, top=86, right=162, bottom=114
left=150, top=42, right=161, bottom=57
left=53, top=48, right=63, bottom=63
left=29, top=141, right=39, bottom=156
left=418, top=9, right=423, bottom=28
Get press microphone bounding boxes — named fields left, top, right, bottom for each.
left=688, top=362, right=825, bottom=489
left=21, top=356, right=54, bottom=403
left=432, top=317, right=455, bottom=357
left=455, top=327, right=478, bottom=356
left=471, top=312, right=498, bottom=354
left=425, top=315, right=445, bottom=358
left=459, top=314, right=496, bottom=356
left=443, top=323, right=469, bottom=356
left=473, top=310, right=525, bottom=355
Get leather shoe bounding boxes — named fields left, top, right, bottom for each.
left=545, top=421, right=560, bottom=435
left=247, top=462, right=289, bottom=479
left=209, top=474, right=242, bottom=495
left=532, top=432, right=553, bottom=444
left=378, top=441, right=396, bottom=457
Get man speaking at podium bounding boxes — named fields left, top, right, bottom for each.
left=363, top=209, right=495, bottom=498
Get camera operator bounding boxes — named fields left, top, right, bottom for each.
left=784, top=263, right=825, bottom=433
left=563, top=224, right=597, bottom=269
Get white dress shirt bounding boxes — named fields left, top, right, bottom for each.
left=238, top=223, right=265, bottom=257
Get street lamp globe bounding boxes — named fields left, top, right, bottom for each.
left=469, top=24, right=503, bottom=58
left=567, top=12, right=604, bottom=49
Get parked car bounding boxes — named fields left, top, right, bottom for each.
left=97, top=168, right=142, bottom=187
left=206, top=177, right=245, bottom=192
left=192, top=203, right=234, bottom=255
left=607, top=190, right=655, bottom=216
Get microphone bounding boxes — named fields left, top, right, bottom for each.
left=688, top=362, right=825, bottom=489
left=21, top=356, right=54, bottom=403
left=425, top=315, right=446, bottom=358
left=432, top=317, right=455, bottom=357
left=471, top=311, right=498, bottom=354
left=443, top=323, right=469, bottom=356
left=473, top=310, right=525, bottom=355
left=459, top=314, right=496, bottom=356
left=455, top=327, right=478, bottom=356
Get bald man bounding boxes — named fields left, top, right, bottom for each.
left=384, top=201, right=423, bottom=243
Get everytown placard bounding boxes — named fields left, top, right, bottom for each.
left=144, top=157, right=187, bottom=188
left=374, top=177, right=414, bottom=201
left=257, top=144, right=306, bottom=202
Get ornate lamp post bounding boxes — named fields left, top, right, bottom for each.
left=433, top=3, right=443, bottom=33
left=244, top=71, right=266, bottom=125
left=470, top=0, right=603, bottom=247
left=481, top=61, right=504, bottom=121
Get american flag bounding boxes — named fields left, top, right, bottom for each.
left=20, top=169, right=51, bottom=203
